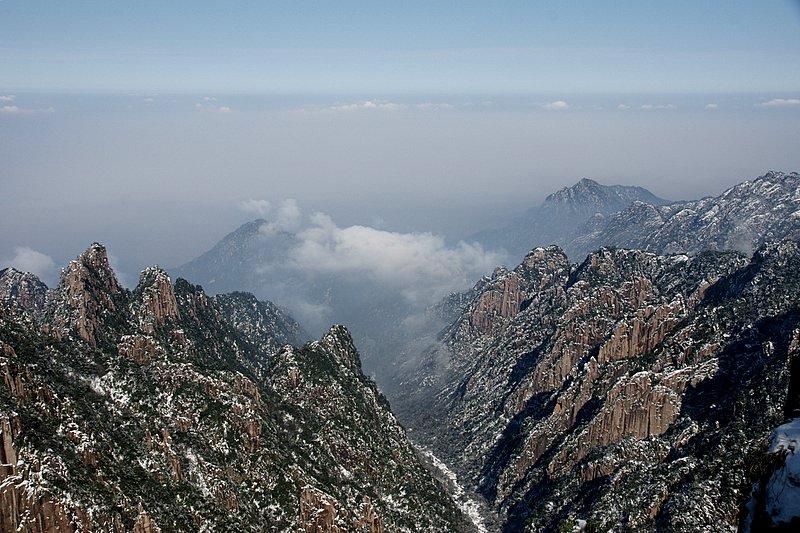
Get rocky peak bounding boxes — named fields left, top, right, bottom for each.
left=0, top=268, right=49, bottom=315
left=519, top=246, right=571, bottom=283
left=49, top=243, right=124, bottom=346
left=544, top=178, right=668, bottom=214
left=132, top=267, right=181, bottom=332
left=470, top=177, right=668, bottom=261
left=316, top=325, right=361, bottom=371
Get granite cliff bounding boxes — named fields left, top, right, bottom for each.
left=397, top=241, right=800, bottom=531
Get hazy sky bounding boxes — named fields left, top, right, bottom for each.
left=1, top=1, right=799, bottom=292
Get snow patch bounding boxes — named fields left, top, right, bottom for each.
left=416, top=446, right=490, bottom=533
left=765, top=418, right=800, bottom=526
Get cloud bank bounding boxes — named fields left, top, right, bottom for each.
left=542, top=100, right=570, bottom=110
left=757, top=98, right=800, bottom=107
left=2, top=246, right=57, bottom=285
left=239, top=199, right=504, bottom=309
left=290, top=212, right=503, bottom=306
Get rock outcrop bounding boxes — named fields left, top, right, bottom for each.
left=0, top=268, right=49, bottom=316
left=47, top=243, right=124, bottom=347
left=397, top=241, right=800, bottom=531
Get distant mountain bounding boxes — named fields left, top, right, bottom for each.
left=173, top=220, right=458, bottom=386
left=395, top=241, right=800, bottom=531
left=570, top=170, right=800, bottom=259
left=471, top=178, right=670, bottom=260
left=176, top=219, right=298, bottom=296
left=0, top=244, right=472, bottom=532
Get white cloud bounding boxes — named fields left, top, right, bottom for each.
left=0, top=95, right=15, bottom=102
left=239, top=199, right=271, bottom=217
left=202, top=96, right=217, bottom=101
left=542, top=100, right=569, bottom=110
left=617, top=104, right=631, bottom=110
left=218, top=106, right=232, bottom=113
left=2, top=246, right=56, bottom=284
left=290, top=212, right=503, bottom=306
left=239, top=198, right=303, bottom=233
left=704, top=103, right=719, bottom=109
left=0, top=105, right=54, bottom=115
left=143, top=97, right=155, bottom=103
left=640, top=103, right=677, bottom=110
left=260, top=199, right=302, bottom=235
left=311, top=100, right=454, bottom=113
left=757, top=98, right=800, bottom=107
left=327, top=100, right=402, bottom=112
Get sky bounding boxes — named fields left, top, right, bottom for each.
left=1, top=1, right=799, bottom=297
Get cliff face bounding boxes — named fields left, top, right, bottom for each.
left=0, top=244, right=470, bottom=532
left=397, top=241, right=800, bottom=531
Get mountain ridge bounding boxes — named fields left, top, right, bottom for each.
left=470, top=177, right=671, bottom=260
left=395, top=239, right=800, bottom=531
left=0, top=243, right=472, bottom=532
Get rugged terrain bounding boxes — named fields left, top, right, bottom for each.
left=569, top=170, right=800, bottom=260
left=470, top=177, right=670, bottom=260
left=397, top=241, right=800, bottom=531
left=0, top=244, right=470, bottom=532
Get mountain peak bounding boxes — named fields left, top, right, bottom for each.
left=51, top=243, right=124, bottom=346
left=576, top=177, right=600, bottom=187
left=317, top=324, right=361, bottom=370
left=0, top=267, right=49, bottom=315
left=133, top=267, right=181, bottom=330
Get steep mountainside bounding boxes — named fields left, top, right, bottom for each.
left=396, top=241, right=800, bottom=531
left=570, top=171, right=800, bottom=259
left=0, top=244, right=470, bottom=532
left=471, top=178, right=669, bottom=260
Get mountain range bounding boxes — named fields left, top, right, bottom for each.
left=0, top=245, right=472, bottom=532
left=470, top=177, right=670, bottom=260
left=473, top=171, right=799, bottom=261
left=1, top=170, right=799, bottom=531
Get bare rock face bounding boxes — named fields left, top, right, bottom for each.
left=469, top=270, right=526, bottom=336
left=299, top=486, right=383, bottom=533
left=117, top=334, right=162, bottom=365
left=399, top=241, right=800, bottom=532
left=49, top=243, right=124, bottom=347
left=133, top=267, right=181, bottom=333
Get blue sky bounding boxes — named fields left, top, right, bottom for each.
left=2, top=1, right=800, bottom=93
